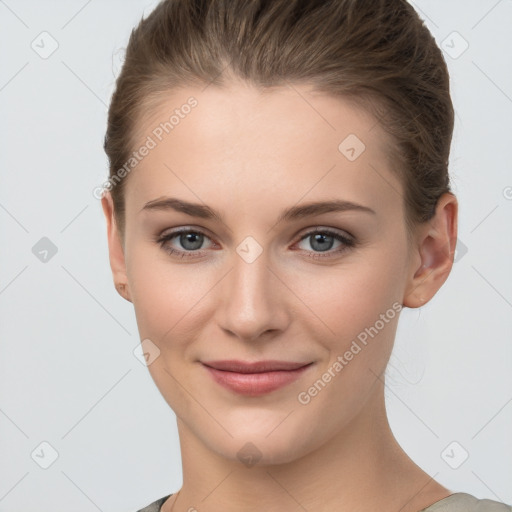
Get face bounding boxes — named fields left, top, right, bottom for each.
left=106, top=80, right=422, bottom=465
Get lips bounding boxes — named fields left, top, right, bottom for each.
left=201, top=360, right=314, bottom=396
left=201, top=360, right=311, bottom=373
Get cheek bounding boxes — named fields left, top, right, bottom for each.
left=291, top=260, right=403, bottom=423
left=289, top=246, right=407, bottom=399
left=126, top=244, right=217, bottom=342
left=291, top=252, right=405, bottom=340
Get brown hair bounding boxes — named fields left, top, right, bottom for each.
left=103, top=0, right=454, bottom=241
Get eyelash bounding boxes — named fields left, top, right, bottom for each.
left=155, top=227, right=356, bottom=260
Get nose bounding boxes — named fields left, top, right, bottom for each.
left=216, top=247, right=290, bottom=342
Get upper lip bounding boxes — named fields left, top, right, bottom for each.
left=201, top=360, right=313, bottom=373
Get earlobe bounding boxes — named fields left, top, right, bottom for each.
left=101, top=192, right=132, bottom=303
left=403, top=193, right=458, bottom=308
left=115, top=282, right=131, bottom=302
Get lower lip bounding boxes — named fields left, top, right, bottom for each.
left=202, top=363, right=314, bottom=396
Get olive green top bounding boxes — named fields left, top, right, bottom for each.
left=136, top=492, right=512, bottom=511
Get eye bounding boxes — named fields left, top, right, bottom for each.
left=155, top=228, right=214, bottom=259
left=294, top=228, right=355, bottom=259
left=155, top=227, right=356, bottom=260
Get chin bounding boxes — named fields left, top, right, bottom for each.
left=197, top=418, right=319, bottom=468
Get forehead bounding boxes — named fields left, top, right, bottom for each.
left=125, top=82, right=403, bottom=218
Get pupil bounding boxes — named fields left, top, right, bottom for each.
left=181, top=232, right=203, bottom=250
left=312, top=233, right=333, bottom=252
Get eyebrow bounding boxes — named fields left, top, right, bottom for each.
left=139, top=196, right=376, bottom=223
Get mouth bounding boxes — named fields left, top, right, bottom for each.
left=201, top=360, right=315, bottom=396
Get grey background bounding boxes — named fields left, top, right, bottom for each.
left=0, top=0, right=511, bottom=510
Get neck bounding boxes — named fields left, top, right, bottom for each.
left=167, top=379, right=449, bottom=512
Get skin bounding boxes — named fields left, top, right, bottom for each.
left=102, top=80, right=458, bottom=512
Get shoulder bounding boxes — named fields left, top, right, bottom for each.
left=135, top=494, right=173, bottom=512
left=421, top=493, right=512, bottom=512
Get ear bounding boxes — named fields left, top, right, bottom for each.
left=101, top=191, right=132, bottom=303
left=403, top=192, right=458, bottom=308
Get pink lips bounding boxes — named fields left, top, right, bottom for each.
left=201, top=359, right=314, bottom=396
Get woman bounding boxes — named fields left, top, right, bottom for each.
left=101, top=1, right=511, bottom=511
